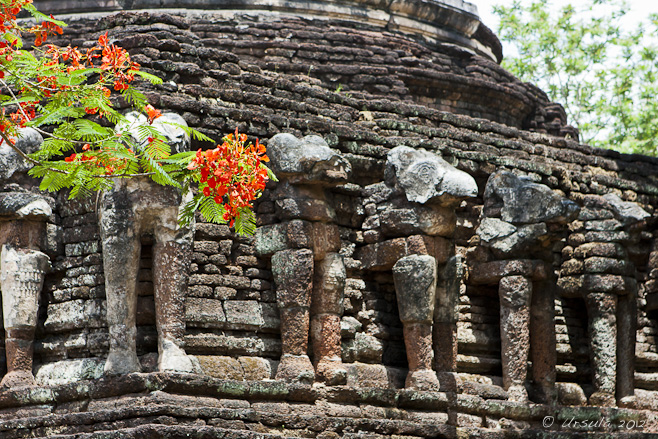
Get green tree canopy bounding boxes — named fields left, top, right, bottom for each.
left=494, top=0, right=658, bottom=155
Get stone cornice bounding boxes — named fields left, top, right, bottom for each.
left=33, top=0, right=502, bottom=62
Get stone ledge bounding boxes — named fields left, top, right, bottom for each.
left=0, top=373, right=656, bottom=437
left=33, top=0, right=500, bottom=61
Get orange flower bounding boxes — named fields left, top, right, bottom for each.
left=145, top=104, right=161, bottom=124
left=188, top=128, right=272, bottom=226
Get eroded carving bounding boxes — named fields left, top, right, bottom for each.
left=357, top=146, right=477, bottom=390
left=558, top=193, right=649, bottom=406
left=258, top=133, right=350, bottom=384
left=0, top=128, right=52, bottom=389
left=100, top=112, right=198, bottom=375
left=474, top=171, right=578, bottom=402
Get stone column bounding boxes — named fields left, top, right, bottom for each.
left=271, top=248, right=315, bottom=382
left=0, top=245, right=49, bottom=388
left=0, top=128, right=53, bottom=388
left=153, top=233, right=193, bottom=372
left=586, top=291, right=617, bottom=407
left=499, top=275, right=532, bottom=402
left=393, top=254, right=440, bottom=390
left=617, top=291, right=636, bottom=403
left=530, top=276, right=557, bottom=404
left=311, top=252, right=347, bottom=385
left=433, top=255, right=462, bottom=388
left=100, top=205, right=141, bottom=376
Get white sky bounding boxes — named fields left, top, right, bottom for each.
left=473, top=0, right=658, bottom=58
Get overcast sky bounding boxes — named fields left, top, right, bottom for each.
left=473, top=0, right=658, bottom=45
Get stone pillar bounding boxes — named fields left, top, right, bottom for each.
left=530, top=277, right=557, bottom=404
left=434, top=255, right=462, bottom=375
left=153, top=233, right=193, bottom=372
left=271, top=248, right=315, bottom=382
left=393, top=254, right=440, bottom=390
left=100, top=206, right=142, bottom=375
left=559, top=194, right=648, bottom=406
left=586, top=291, right=617, bottom=407
left=617, top=291, right=636, bottom=403
left=477, top=171, right=580, bottom=402
left=0, top=245, right=49, bottom=388
left=311, top=252, right=347, bottom=385
left=498, top=275, right=532, bottom=402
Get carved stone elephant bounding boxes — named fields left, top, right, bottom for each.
left=100, top=112, right=198, bottom=375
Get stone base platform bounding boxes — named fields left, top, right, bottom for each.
left=0, top=373, right=657, bottom=438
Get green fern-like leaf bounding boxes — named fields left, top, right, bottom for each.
left=162, top=121, right=215, bottom=143
left=198, top=196, right=228, bottom=224
left=233, top=207, right=256, bottom=236
left=179, top=193, right=202, bottom=228
left=130, top=70, right=164, bottom=85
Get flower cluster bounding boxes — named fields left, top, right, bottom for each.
left=187, top=128, right=270, bottom=226
left=31, top=15, right=63, bottom=46
left=0, top=24, right=149, bottom=150
left=64, top=142, right=135, bottom=175
left=0, top=1, right=271, bottom=233
left=41, top=31, right=140, bottom=109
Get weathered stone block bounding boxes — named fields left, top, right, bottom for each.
left=65, top=241, right=100, bottom=257
left=469, top=260, right=545, bottom=285
left=310, top=222, right=341, bottom=258
left=275, top=198, right=336, bottom=222
left=224, top=300, right=264, bottom=328
left=584, top=230, right=630, bottom=243
left=380, top=208, right=421, bottom=237
left=417, top=206, right=457, bottom=237
left=585, top=274, right=636, bottom=294
left=220, top=275, right=251, bottom=290
left=489, top=223, right=549, bottom=257
left=271, top=249, right=313, bottom=308
left=560, top=259, right=584, bottom=276
left=574, top=242, right=626, bottom=259
left=340, top=316, right=362, bottom=338
left=187, top=285, right=213, bottom=298
left=584, top=219, right=623, bottom=231
left=238, top=356, right=273, bottom=380
left=556, top=382, right=588, bottom=406
left=393, top=255, right=437, bottom=324
left=584, top=257, right=634, bottom=275
left=35, top=358, right=104, bottom=386
left=44, top=300, right=86, bottom=332
left=499, top=275, right=531, bottom=308
left=197, top=355, right=244, bottom=380
left=193, top=241, right=220, bottom=255
left=189, top=274, right=222, bottom=286
left=345, top=362, right=390, bottom=388
left=280, top=306, right=310, bottom=356
left=342, top=332, right=383, bottom=363
left=260, top=303, right=280, bottom=330
left=286, top=219, right=312, bottom=249
left=602, top=193, right=650, bottom=225
left=311, top=253, right=346, bottom=315
left=185, top=297, right=226, bottom=327
left=357, top=238, right=407, bottom=271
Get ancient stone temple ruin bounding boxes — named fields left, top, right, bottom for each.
left=1, top=0, right=658, bottom=437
